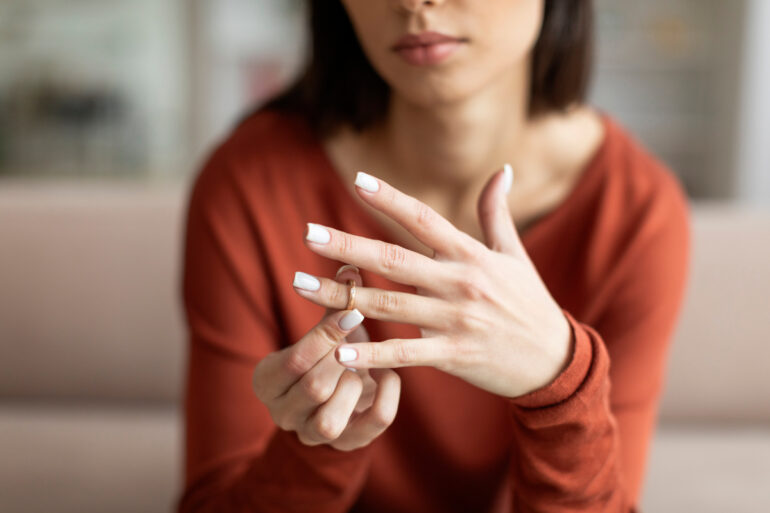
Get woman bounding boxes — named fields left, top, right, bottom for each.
left=179, top=1, right=690, bottom=512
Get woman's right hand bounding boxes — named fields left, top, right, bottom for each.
left=252, top=265, right=401, bottom=452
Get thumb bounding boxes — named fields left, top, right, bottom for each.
left=477, top=163, right=521, bottom=255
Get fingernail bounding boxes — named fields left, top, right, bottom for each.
left=293, top=271, right=320, bottom=291
left=502, top=164, right=513, bottom=195
left=355, top=171, right=380, bottom=193
left=336, top=264, right=360, bottom=278
left=337, top=346, right=358, bottom=362
left=306, top=223, right=331, bottom=244
left=338, top=308, right=364, bottom=330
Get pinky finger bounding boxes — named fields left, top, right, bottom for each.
left=335, top=337, right=448, bottom=370
left=331, top=368, right=401, bottom=451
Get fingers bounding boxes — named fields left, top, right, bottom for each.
left=324, top=264, right=367, bottom=371
left=324, top=264, right=362, bottom=318
left=477, top=164, right=525, bottom=256
left=272, top=347, right=347, bottom=430
left=331, top=368, right=401, bottom=451
left=253, top=307, right=365, bottom=401
left=352, top=171, right=485, bottom=260
left=335, top=336, right=453, bottom=370
left=293, top=273, right=456, bottom=329
left=298, top=369, right=363, bottom=446
left=352, top=369, right=377, bottom=413
left=303, top=222, right=452, bottom=291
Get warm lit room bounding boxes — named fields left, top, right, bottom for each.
left=1, top=1, right=768, bottom=512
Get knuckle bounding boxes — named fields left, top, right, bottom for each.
left=451, top=315, right=471, bottom=332
left=300, top=375, right=335, bottom=404
left=373, top=290, right=400, bottom=315
left=445, top=305, right=467, bottom=330
left=318, top=320, right=343, bottom=344
left=338, top=369, right=364, bottom=396
left=414, top=202, right=435, bottom=230
left=345, top=369, right=364, bottom=390
left=337, top=232, right=356, bottom=259
left=327, top=281, right=347, bottom=307
left=368, top=342, right=382, bottom=365
left=380, top=243, right=407, bottom=272
left=273, top=409, right=296, bottom=432
left=444, top=339, right=478, bottom=373
left=312, top=414, right=343, bottom=442
left=394, top=341, right=415, bottom=365
left=283, top=348, right=314, bottom=377
left=451, top=306, right=485, bottom=332
left=458, top=238, right=487, bottom=264
left=464, top=250, right=483, bottom=267
left=454, top=268, right=487, bottom=301
left=370, top=403, right=397, bottom=430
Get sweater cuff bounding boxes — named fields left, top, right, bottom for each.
left=508, top=310, right=593, bottom=409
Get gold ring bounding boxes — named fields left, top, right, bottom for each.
left=346, top=279, right=356, bottom=310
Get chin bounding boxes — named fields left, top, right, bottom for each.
left=387, top=65, right=495, bottom=110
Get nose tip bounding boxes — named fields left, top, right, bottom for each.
left=398, top=0, right=444, bottom=12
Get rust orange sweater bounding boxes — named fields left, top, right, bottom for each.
left=178, top=109, right=690, bottom=512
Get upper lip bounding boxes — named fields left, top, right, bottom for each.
left=392, top=31, right=463, bottom=50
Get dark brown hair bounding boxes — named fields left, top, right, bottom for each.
left=259, top=0, right=594, bottom=136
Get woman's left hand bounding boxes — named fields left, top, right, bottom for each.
left=294, top=167, right=573, bottom=399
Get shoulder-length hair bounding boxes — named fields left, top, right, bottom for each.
left=259, top=0, right=594, bottom=137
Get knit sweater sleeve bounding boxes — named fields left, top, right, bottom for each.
left=505, top=173, right=691, bottom=512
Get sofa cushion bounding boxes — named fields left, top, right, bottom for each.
left=0, top=184, right=185, bottom=402
left=642, top=425, right=770, bottom=511
left=0, top=404, right=180, bottom=513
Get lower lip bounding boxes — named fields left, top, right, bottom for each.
left=395, top=41, right=462, bottom=66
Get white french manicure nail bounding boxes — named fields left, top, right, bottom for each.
left=338, top=308, right=364, bottom=330
left=338, top=347, right=358, bottom=362
left=293, top=271, right=320, bottom=291
left=355, top=171, right=380, bottom=192
left=306, top=223, right=331, bottom=244
left=502, top=163, right=514, bottom=195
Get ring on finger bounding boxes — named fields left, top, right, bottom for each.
left=346, top=279, right=356, bottom=310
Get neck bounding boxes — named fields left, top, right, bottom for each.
left=370, top=59, right=532, bottom=204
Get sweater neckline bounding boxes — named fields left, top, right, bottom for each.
left=309, top=111, right=612, bottom=251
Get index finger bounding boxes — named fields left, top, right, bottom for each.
left=254, top=307, right=365, bottom=400
left=353, top=171, right=484, bottom=260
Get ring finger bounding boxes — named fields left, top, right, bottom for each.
left=293, top=273, right=456, bottom=329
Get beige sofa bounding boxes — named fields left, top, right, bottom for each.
left=0, top=182, right=768, bottom=512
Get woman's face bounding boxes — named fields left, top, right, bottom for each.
left=340, top=0, right=544, bottom=108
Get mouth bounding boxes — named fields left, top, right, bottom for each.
left=391, top=31, right=467, bottom=66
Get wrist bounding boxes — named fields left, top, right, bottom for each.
left=535, top=309, right=574, bottom=392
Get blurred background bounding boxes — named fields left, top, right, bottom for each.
left=0, top=0, right=768, bottom=512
